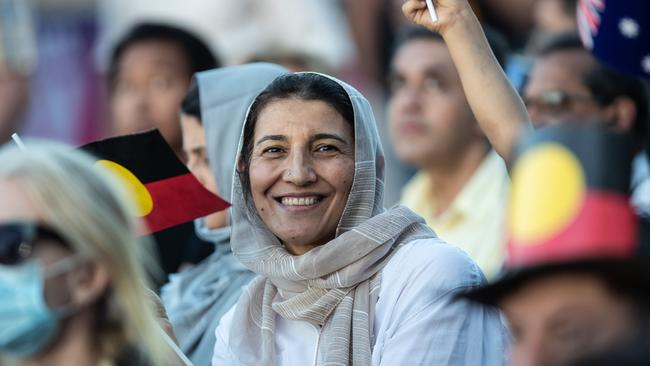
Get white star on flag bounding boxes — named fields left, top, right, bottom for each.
left=642, top=55, right=650, bottom=74
left=619, top=17, right=640, bottom=38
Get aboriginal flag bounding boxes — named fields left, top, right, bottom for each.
left=507, top=125, right=638, bottom=268
left=82, top=129, right=230, bottom=235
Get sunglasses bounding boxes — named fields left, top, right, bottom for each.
left=0, top=222, right=67, bottom=265
left=523, top=90, right=596, bottom=112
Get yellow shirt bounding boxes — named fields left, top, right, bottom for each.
left=401, top=151, right=509, bottom=279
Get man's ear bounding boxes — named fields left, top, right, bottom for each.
left=68, top=262, right=110, bottom=307
left=604, top=96, right=637, bottom=133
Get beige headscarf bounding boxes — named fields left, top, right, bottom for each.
left=227, top=73, right=435, bottom=365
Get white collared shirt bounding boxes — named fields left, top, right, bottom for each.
left=212, top=238, right=509, bottom=365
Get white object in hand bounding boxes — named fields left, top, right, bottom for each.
left=11, top=133, right=26, bottom=150
left=425, top=0, right=438, bottom=22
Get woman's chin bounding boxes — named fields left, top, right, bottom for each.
left=279, top=233, right=331, bottom=255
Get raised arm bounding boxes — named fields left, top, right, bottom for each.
left=402, top=0, right=532, bottom=163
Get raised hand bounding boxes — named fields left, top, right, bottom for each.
left=401, top=0, right=474, bottom=35
left=401, top=0, right=532, bottom=163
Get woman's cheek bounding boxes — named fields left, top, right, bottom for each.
left=327, top=157, right=355, bottom=192
left=248, top=159, right=280, bottom=200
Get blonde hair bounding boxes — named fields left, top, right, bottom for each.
left=0, top=141, right=175, bottom=365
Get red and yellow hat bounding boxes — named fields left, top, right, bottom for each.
left=465, top=124, right=647, bottom=305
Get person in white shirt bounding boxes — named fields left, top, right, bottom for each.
left=210, top=68, right=507, bottom=364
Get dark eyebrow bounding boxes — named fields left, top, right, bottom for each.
left=255, top=135, right=287, bottom=146
left=313, top=133, right=350, bottom=145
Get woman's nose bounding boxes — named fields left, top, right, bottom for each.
left=282, top=151, right=316, bottom=186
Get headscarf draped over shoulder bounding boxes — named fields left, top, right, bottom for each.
left=227, top=72, right=435, bottom=366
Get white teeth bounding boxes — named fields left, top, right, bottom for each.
left=281, top=197, right=320, bottom=206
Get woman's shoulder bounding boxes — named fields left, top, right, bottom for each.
left=382, top=237, right=486, bottom=295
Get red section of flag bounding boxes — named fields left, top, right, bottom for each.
left=140, top=173, right=231, bottom=235
left=508, top=190, right=637, bottom=268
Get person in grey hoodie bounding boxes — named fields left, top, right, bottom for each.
left=161, top=63, right=289, bottom=366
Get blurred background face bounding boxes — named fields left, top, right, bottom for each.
left=180, top=113, right=227, bottom=229
left=500, top=272, right=638, bottom=366
left=388, top=39, right=481, bottom=170
left=0, top=179, right=77, bottom=310
left=110, top=39, right=190, bottom=156
left=524, top=51, right=607, bottom=128
left=247, top=98, right=355, bottom=254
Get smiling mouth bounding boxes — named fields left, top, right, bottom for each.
left=277, top=196, right=323, bottom=207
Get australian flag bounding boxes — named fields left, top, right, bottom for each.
left=577, top=0, right=650, bottom=79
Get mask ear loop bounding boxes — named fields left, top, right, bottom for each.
left=40, top=256, right=86, bottom=317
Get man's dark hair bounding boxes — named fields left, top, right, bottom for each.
left=180, top=81, right=201, bottom=121
left=108, top=23, right=219, bottom=91
left=537, top=32, right=649, bottom=146
left=391, top=24, right=510, bottom=69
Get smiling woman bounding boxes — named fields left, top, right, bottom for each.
left=212, top=72, right=508, bottom=365
left=239, top=74, right=355, bottom=255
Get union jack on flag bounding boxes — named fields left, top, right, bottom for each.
left=577, top=0, right=606, bottom=49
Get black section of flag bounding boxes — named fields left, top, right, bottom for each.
left=82, top=129, right=186, bottom=183
left=515, top=124, right=632, bottom=192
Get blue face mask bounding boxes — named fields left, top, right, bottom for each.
left=0, top=258, right=78, bottom=358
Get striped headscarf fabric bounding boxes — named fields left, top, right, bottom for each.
left=226, top=73, right=435, bottom=365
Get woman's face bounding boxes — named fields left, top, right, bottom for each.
left=247, top=98, right=355, bottom=255
left=180, top=113, right=227, bottom=229
left=0, top=179, right=80, bottom=309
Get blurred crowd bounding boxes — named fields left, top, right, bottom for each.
left=0, top=0, right=649, bottom=365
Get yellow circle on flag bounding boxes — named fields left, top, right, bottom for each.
left=96, top=160, right=154, bottom=217
left=509, top=143, right=586, bottom=244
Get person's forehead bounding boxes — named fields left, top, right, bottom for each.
left=499, top=271, right=613, bottom=314
left=0, top=179, right=41, bottom=222
left=526, top=50, right=594, bottom=92
left=391, top=38, right=454, bottom=75
left=117, top=39, right=189, bottom=75
left=254, top=99, right=351, bottom=137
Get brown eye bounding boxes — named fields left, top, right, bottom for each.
left=262, top=147, right=284, bottom=155
left=316, top=145, right=337, bottom=153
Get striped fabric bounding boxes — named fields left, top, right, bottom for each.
left=226, top=73, right=436, bottom=365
